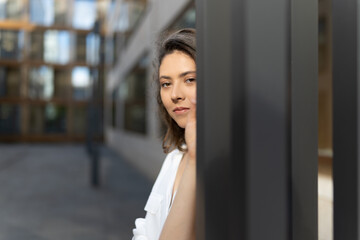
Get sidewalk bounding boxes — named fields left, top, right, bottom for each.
left=0, top=144, right=152, bottom=240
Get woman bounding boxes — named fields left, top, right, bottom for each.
left=132, top=28, right=197, bottom=240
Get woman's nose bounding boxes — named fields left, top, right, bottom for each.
left=171, top=83, right=184, bottom=102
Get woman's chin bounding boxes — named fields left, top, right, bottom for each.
left=175, top=121, right=186, bottom=129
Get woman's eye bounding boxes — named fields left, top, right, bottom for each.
left=161, top=82, right=170, bottom=88
left=185, top=78, right=196, bottom=83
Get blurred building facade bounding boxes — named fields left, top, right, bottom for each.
left=0, top=0, right=109, bottom=142
left=104, top=0, right=195, bottom=179
left=0, top=0, right=332, bottom=199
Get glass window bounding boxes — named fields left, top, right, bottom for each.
left=54, top=0, right=68, bottom=26
left=86, top=33, right=100, bottom=65
left=28, top=105, right=43, bottom=134
left=30, top=0, right=54, bottom=26
left=73, top=0, right=96, bottom=30
left=72, top=67, right=92, bottom=100
left=44, top=30, right=71, bottom=64
left=0, top=67, right=21, bottom=97
left=45, top=104, right=67, bottom=134
left=120, top=53, right=148, bottom=134
left=54, top=70, right=70, bottom=99
left=0, top=0, right=23, bottom=20
left=98, top=0, right=112, bottom=23
left=74, top=32, right=100, bottom=64
left=0, top=30, right=23, bottom=60
left=28, top=66, right=54, bottom=99
left=0, top=104, right=20, bottom=134
left=72, top=106, right=87, bottom=135
left=75, top=33, right=87, bottom=63
left=29, top=30, right=44, bottom=61
left=75, top=33, right=101, bottom=64
left=28, top=104, right=67, bottom=134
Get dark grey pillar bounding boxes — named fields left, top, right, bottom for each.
left=333, top=0, right=360, bottom=239
left=196, top=0, right=318, bottom=239
left=291, top=0, right=318, bottom=239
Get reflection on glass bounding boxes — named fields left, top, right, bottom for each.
left=121, top=54, right=148, bottom=134
left=30, top=0, right=54, bottom=26
left=75, top=33, right=87, bottom=62
left=28, top=105, right=43, bottom=134
left=72, top=67, right=91, bottom=100
left=54, top=70, right=70, bottom=98
left=0, top=0, right=23, bottom=20
left=72, top=106, right=86, bottom=134
left=87, top=33, right=100, bottom=65
left=0, top=67, right=20, bottom=97
left=29, top=31, right=44, bottom=60
left=44, top=30, right=71, bottom=64
left=73, top=0, right=96, bottom=30
left=28, top=66, right=54, bottom=99
left=44, top=104, right=66, bottom=133
left=0, top=104, right=20, bottom=134
left=75, top=33, right=100, bottom=64
left=54, top=0, right=68, bottom=25
left=97, top=0, right=111, bottom=23
left=29, top=104, right=66, bottom=134
left=0, top=30, right=23, bottom=60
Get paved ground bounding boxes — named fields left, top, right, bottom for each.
left=0, top=144, right=152, bottom=240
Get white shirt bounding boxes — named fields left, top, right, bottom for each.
left=132, top=149, right=184, bottom=240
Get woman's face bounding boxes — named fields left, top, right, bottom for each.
left=159, top=50, right=196, bottom=129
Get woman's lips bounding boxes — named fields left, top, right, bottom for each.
left=173, top=107, right=190, bottom=114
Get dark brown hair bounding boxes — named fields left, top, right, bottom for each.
left=154, top=28, right=196, bottom=153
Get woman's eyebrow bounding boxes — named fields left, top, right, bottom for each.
left=159, top=75, right=171, bottom=80
left=179, top=71, right=196, bottom=78
left=159, top=71, right=196, bottom=80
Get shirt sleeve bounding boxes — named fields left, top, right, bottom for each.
left=132, top=218, right=148, bottom=240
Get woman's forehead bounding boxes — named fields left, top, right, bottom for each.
left=159, top=51, right=196, bottom=75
